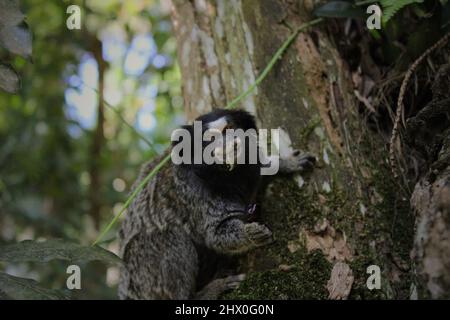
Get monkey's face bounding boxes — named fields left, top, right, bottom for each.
left=172, top=109, right=259, bottom=174
left=202, top=109, right=258, bottom=172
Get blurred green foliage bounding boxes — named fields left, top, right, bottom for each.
left=1, top=0, right=447, bottom=300
left=0, top=0, right=182, bottom=299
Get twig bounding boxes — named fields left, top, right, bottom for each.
left=389, top=31, right=450, bottom=180
left=82, top=84, right=156, bottom=150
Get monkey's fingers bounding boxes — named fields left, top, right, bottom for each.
left=244, top=222, right=274, bottom=246
left=223, top=274, right=246, bottom=290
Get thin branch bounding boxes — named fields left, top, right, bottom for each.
left=389, top=31, right=450, bottom=180
left=82, top=83, right=157, bottom=151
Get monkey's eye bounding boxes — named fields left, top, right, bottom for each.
left=223, top=124, right=233, bottom=131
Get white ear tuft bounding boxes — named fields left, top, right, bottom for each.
left=207, top=117, right=228, bottom=132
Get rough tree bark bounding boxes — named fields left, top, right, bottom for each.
left=169, top=0, right=449, bottom=299
left=407, top=64, right=450, bottom=299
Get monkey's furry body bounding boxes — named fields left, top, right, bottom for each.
left=118, top=109, right=315, bottom=299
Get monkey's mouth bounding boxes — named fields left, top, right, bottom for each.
left=213, top=136, right=242, bottom=171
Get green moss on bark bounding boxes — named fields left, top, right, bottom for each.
left=222, top=134, right=414, bottom=300
left=224, top=250, right=331, bottom=299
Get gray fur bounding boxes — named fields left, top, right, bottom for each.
left=118, top=142, right=315, bottom=300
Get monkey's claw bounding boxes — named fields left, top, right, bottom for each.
left=223, top=274, right=246, bottom=290
left=244, top=222, right=274, bottom=246
left=284, top=150, right=316, bottom=173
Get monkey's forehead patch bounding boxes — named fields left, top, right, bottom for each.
left=207, top=116, right=228, bottom=132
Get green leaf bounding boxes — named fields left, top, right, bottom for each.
left=355, top=0, right=378, bottom=5
left=0, top=0, right=25, bottom=27
left=314, top=1, right=366, bottom=19
left=0, top=63, right=20, bottom=93
left=0, top=240, right=121, bottom=265
left=0, top=272, right=70, bottom=300
left=380, top=0, right=424, bottom=24
left=0, top=24, right=32, bottom=58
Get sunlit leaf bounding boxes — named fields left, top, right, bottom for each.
left=0, top=240, right=121, bottom=265
left=0, top=272, right=69, bottom=300
left=0, top=63, right=20, bottom=93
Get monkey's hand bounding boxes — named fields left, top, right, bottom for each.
left=279, top=150, right=316, bottom=174
left=244, top=222, right=273, bottom=247
left=205, top=217, right=273, bottom=254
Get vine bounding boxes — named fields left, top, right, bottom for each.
left=92, top=18, right=324, bottom=246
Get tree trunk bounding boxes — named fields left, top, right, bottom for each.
left=89, top=38, right=107, bottom=230
left=170, top=0, right=424, bottom=299
left=407, top=65, right=450, bottom=299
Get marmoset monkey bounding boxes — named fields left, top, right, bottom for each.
left=118, top=109, right=315, bottom=299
